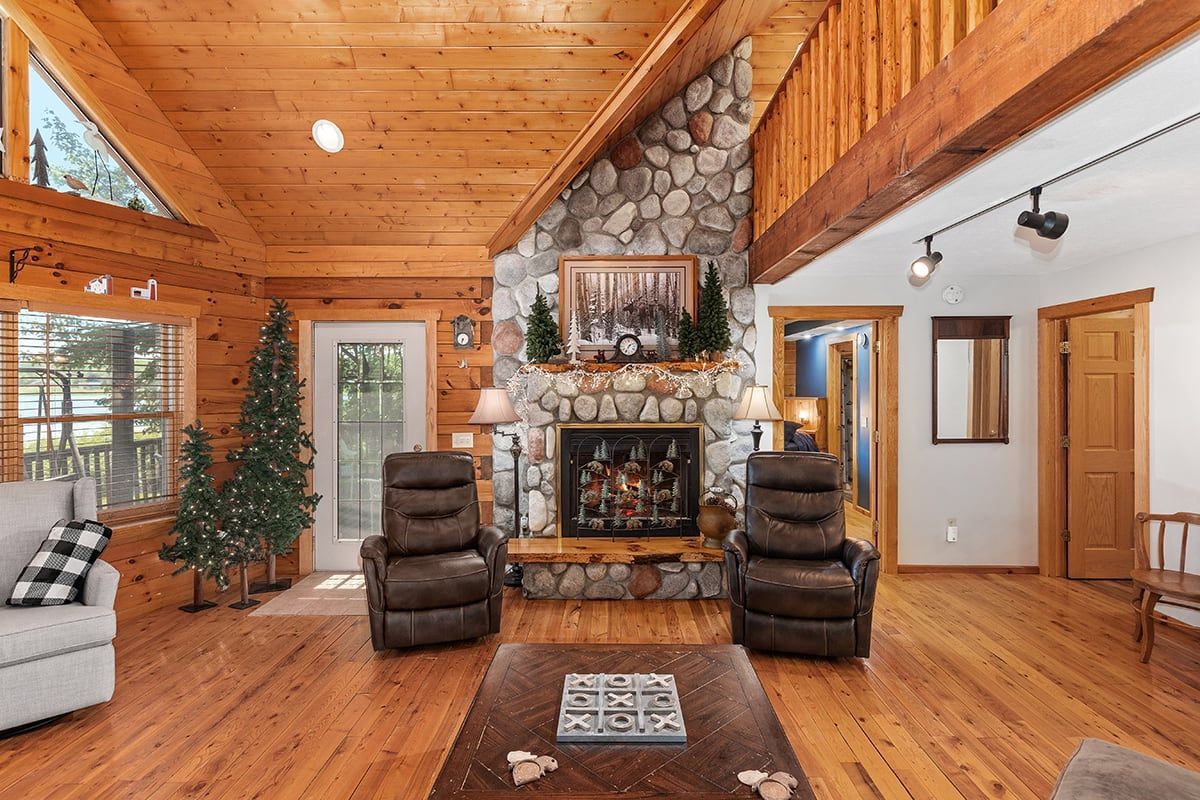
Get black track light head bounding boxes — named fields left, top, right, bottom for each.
left=1017, top=187, right=1069, bottom=239
left=910, top=235, right=943, bottom=280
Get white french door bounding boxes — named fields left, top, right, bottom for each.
left=312, top=322, right=427, bottom=571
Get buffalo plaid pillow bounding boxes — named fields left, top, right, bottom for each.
left=7, top=519, right=112, bottom=606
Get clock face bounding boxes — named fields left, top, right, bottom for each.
left=618, top=335, right=640, bottom=356
left=942, top=285, right=965, bottom=305
left=455, top=332, right=471, bottom=347
left=857, top=332, right=869, bottom=349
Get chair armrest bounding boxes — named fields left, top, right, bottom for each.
left=360, top=535, right=389, bottom=612
left=477, top=525, right=509, bottom=591
left=83, top=559, right=120, bottom=609
left=842, top=537, right=881, bottom=614
left=722, top=529, right=749, bottom=604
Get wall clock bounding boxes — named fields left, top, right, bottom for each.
left=942, top=285, right=965, bottom=305
left=452, top=315, right=474, bottom=349
left=856, top=331, right=869, bottom=349
left=612, top=333, right=644, bottom=363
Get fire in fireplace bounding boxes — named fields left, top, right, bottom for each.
left=558, top=424, right=702, bottom=538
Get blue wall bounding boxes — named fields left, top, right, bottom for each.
left=791, top=326, right=872, bottom=511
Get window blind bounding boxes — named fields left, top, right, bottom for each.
left=0, top=309, right=184, bottom=510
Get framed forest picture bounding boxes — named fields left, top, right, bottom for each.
left=559, top=255, right=698, bottom=355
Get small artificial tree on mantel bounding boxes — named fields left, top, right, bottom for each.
left=676, top=309, right=699, bottom=361
left=695, top=260, right=732, bottom=360
left=222, top=298, right=320, bottom=604
left=525, top=289, right=562, bottom=364
left=158, top=421, right=228, bottom=613
left=566, top=309, right=583, bottom=364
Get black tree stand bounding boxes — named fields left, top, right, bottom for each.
left=229, top=564, right=260, bottom=610
left=179, top=569, right=218, bottom=613
left=249, top=551, right=292, bottom=594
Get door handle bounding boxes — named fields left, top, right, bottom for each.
left=413, top=444, right=423, bottom=453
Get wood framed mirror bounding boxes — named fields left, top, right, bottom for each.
left=931, top=316, right=1011, bottom=444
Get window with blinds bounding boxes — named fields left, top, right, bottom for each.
left=0, top=308, right=184, bottom=510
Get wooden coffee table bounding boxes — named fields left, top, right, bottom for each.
left=428, top=644, right=814, bottom=799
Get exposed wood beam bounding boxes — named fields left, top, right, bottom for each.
left=487, top=0, right=788, bottom=257
left=750, top=0, right=1200, bottom=284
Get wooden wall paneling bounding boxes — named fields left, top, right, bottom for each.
left=2, top=17, right=30, bottom=181
left=863, top=0, right=881, bottom=129
left=846, top=0, right=862, bottom=147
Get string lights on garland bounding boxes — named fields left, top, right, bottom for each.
left=506, top=359, right=742, bottom=410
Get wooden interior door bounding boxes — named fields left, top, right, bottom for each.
left=1066, top=313, right=1136, bottom=578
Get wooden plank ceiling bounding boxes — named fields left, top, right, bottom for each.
left=72, top=0, right=823, bottom=277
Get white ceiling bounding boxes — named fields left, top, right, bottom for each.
left=792, top=33, right=1200, bottom=279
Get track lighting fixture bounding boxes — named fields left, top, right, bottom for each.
left=909, top=236, right=943, bottom=280
left=1017, top=186, right=1069, bottom=239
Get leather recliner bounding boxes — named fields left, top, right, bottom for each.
left=723, top=452, right=881, bottom=657
left=360, top=451, right=508, bottom=650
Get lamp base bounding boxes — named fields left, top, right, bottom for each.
left=751, top=422, right=764, bottom=452
left=503, top=564, right=524, bottom=588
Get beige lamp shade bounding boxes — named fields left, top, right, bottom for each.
left=734, top=384, right=783, bottom=421
left=469, top=387, right=521, bottom=425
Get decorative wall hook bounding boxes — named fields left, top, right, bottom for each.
left=8, top=246, right=43, bottom=284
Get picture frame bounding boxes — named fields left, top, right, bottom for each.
left=558, top=255, right=699, bottom=355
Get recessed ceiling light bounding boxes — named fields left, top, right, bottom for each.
left=311, top=119, right=344, bottom=153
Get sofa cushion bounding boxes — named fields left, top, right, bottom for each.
left=0, top=478, right=97, bottom=599
left=744, top=556, right=856, bottom=618
left=384, top=551, right=489, bottom=610
left=1052, top=738, right=1200, bottom=799
left=8, top=519, right=112, bottom=606
left=0, top=603, right=116, bottom=668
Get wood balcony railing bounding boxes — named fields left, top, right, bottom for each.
left=752, top=0, right=998, bottom=234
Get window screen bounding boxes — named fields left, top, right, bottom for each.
left=0, top=309, right=184, bottom=510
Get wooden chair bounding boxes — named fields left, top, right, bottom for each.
left=1132, top=511, right=1200, bottom=663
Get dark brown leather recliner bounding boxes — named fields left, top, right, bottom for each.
left=724, top=452, right=880, bottom=657
left=360, top=451, right=508, bottom=650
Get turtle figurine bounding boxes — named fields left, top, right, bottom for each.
left=507, top=751, right=559, bottom=787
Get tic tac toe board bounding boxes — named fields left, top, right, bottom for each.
left=555, top=672, right=687, bottom=744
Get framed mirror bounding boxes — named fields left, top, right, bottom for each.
left=931, top=316, right=1011, bottom=444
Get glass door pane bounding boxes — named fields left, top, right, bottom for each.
left=335, top=342, right=405, bottom=543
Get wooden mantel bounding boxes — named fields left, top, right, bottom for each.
left=749, top=0, right=1200, bottom=284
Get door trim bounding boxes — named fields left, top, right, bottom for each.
left=295, top=309, right=440, bottom=577
left=1036, top=289, right=1152, bottom=577
left=770, top=305, right=902, bottom=574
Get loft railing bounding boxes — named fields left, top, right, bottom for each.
left=752, top=0, right=998, bottom=234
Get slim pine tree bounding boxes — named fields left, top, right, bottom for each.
left=31, top=130, right=52, bottom=188
left=695, top=260, right=732, bottom=359
left=676, top=309, right=699, bottom=361
left=525, top=290, right=562, bottom=364
left=159, top=422, right=228, bottom=611
left=222, top=298, right=320, bottom=602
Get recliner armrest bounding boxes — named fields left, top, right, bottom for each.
left=722, top=529, right=750, bottom=604
left=360, top=535, right=389, bottom=612
left=83, top=559, right=120, bottom=609
left=476, top=525, right=509, bottom=591
left=842, top=537, right=881, bottom=614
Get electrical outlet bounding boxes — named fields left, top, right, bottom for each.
left=946, top=518, right=959, bottom=543
left=451, top=432, right=475, bottom=449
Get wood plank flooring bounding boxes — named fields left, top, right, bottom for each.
left=2, top=575, right=1198, bottom=799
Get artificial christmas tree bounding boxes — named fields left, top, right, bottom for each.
left=159, top=422, right=228, bottom=612
left=566, top=310, right=583, bottom=364
left=223, top=298, right=320, bottom=602
left=676, top=309, right=699, bottom=361
left=525, top=290, right=562, bottom=363
left=695, top=260, right=732, bottom=359
left=31, top=130, right=51, bottom=188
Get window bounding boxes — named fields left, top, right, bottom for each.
left=0, top=308, right=185, bottom=511
left=28, top=53, right=172, bottom=217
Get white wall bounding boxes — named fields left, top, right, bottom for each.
left=754, top=272, right=1041, bottom=566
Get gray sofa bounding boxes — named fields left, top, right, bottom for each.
left=0, top=478, right=120, bottom=733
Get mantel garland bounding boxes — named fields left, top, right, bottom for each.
left=506, top=359, right=742, bottom=411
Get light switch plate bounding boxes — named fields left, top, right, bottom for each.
left=451, top=432, right=475, bottom=449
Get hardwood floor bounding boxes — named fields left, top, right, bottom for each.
left=2, top=576, right=1198, bottom=799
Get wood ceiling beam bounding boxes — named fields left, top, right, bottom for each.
left=487, top=0, right=788, bottom=257
left=750, top=0, right=1200, bottom=285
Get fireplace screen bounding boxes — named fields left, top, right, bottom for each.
left=559, top=425, right=701, bottom=538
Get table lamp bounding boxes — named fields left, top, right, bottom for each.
left=734, top=384, right=783, bottom=452
left=469, top=387, right=525, bottom=586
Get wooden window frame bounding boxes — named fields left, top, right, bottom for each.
left=0, top=284, right=198, bottom=524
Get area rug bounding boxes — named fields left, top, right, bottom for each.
left=428, top=643, right=814, bottom=799
left=248, top=572, right=367, bottom=616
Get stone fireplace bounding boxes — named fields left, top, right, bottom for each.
left=558, top=424, right=702, bottom=538
left=489, top=37, right=759, bottom=545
